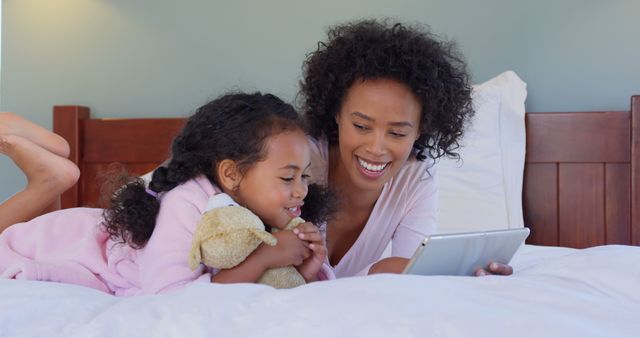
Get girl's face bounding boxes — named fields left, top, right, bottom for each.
left=233, top=129, right=311, bottom=230
left=335, top=77, right=421, bottom=192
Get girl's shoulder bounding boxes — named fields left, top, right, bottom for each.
left=159, top=176, right=221, bottom=214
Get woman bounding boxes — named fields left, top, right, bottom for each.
left=300, top=19, right=512, bottom=277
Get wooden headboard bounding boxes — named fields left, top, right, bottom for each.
left=53, top=95, right=640, bottom=248
left=524, top=96, right=639, bottom=248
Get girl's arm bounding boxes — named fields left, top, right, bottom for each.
left=212, top=230, right=310, bottom=284
left=211, top=243, right=272, bottom=283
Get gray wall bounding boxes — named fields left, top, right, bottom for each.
left=1, top=0, right=639, bottom=200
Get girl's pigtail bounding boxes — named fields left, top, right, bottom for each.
left=102, top=178, right=160, bottom=249
left=102, top=151, right=201, bottom=248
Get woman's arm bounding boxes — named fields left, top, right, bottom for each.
left=368, top=257, right=409, bottom=274
left=364, top=166, right=438, bottom=275
left=370, top=164, right=513, bottom=276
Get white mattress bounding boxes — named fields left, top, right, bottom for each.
left=1, top=244, right=638, bottom=338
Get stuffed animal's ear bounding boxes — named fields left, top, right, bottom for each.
left=286, top=217, right=306, bottom=230
left=249, top=228, right=277, bottom=246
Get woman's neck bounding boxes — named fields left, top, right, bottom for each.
left=328, top=145, right=382, bottom=211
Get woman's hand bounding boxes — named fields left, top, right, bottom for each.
left=260, top=230, right=310, bottom=268
left=474, top=262, right=513, bottom=276
left=293, top=222, right=327, bottom=282
left=368, top=257, right=409, bottom=275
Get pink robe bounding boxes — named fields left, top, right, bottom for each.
left=1, top=176, right=333, bottom=295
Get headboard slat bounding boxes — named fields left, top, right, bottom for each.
left=605, top=163, right=631, bottom=245
left=558, top=163, right=605, bottom=248
left=83, top=119, right=185, bottom=163
left=631, top=95, right=640, bottom=246
left=522, top=163, right=559, bottom=245
left=526, top=111, right=630, bottom=163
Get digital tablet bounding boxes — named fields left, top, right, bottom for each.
left=402, top=228, right=530, bottom=276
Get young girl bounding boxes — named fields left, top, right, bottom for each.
left=0, top=112, right=80, bottom=233
left=0, top=92, right=333, bottom=295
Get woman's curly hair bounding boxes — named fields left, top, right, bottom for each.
left=102, top=92, right=334, bottom=249
left=300, top=19, right=474, bottom=161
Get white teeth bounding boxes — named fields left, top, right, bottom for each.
left=358, top=158, right=388, bottom=172
left=288, top=207, right=297, bottom=212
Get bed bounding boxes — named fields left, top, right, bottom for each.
left=1, top=72, right=639, bottom=337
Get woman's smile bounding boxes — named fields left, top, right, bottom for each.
left=355, top=156, right=390, bottom=179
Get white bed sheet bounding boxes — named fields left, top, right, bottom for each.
left=1, top=245, right=638, bottom=338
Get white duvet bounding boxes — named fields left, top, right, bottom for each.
left=1, top=245, right=639, bottom=338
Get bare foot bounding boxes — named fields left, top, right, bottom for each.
left=0, top=134, right=79, bottom=194
left=0, top=134, right=79, bottom=231
left=0, top=112, right=70, bottom=158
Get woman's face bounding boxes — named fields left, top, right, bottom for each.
left=335, top=77, right=421, bottom=192
left=234, top=129, right=311, bottom=230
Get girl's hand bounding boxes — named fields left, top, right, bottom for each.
left=260, top=230, right=310, bottom=268
left=293, top=222, right=327, bottom=282
left=212, top=231, right=309, bottom=284
left=368, top=257, right=409, bottom=274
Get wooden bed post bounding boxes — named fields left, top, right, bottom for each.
left=631, top=96, right=640, bottom=246
left=53, top=106, right=90, bottom=209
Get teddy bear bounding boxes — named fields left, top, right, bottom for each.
left=188, top=193, right=306, bottom=289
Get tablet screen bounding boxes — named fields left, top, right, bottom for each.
left=403, top=228, right=530, bottom=276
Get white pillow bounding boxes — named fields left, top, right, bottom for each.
left=436, top=71, right=527, bottom=234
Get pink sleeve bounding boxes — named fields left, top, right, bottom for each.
left=136, top=187, right=208, bottom=294
left=391, top=168, right=439, bottom=258
left=317, top=262, right=336, bottom=280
